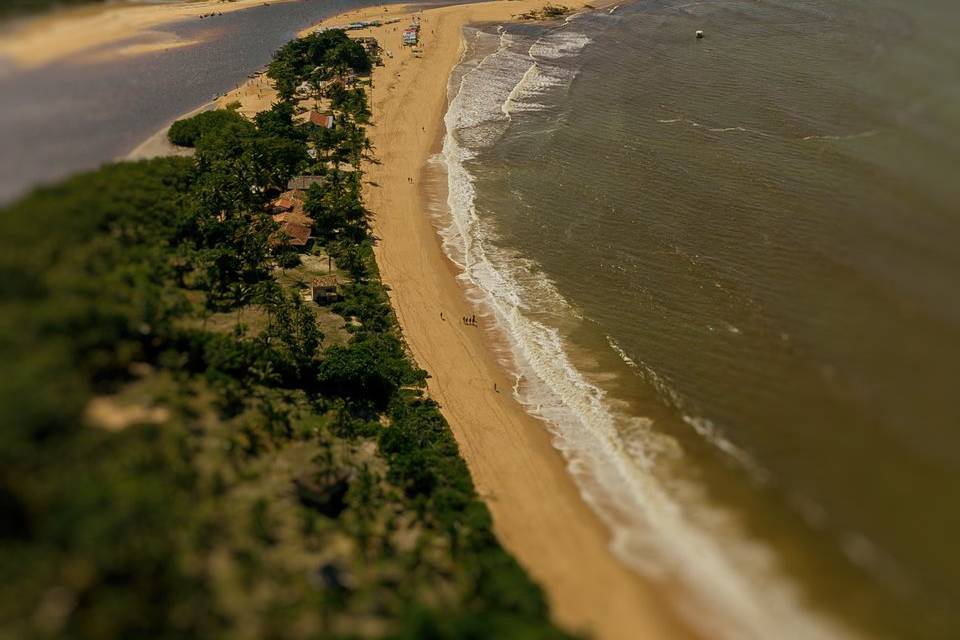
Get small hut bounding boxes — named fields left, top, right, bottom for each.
left=311, top=275, right=340, bottom=305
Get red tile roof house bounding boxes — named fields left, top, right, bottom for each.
left=269, top=197, right=297, bottom=214
left=268, top=188, right=307, bottom=210
left=268, top=193, right=314, bottom=249
left=274, top=220, right=312, bottom=248
left=308, top=111, right=335, bottom=128
left=272, top=210, right=313, bottom=226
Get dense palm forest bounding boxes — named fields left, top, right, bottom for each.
left=0, top=30, right=573, bottom=640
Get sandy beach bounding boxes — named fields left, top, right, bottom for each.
left=0, top=0, right=298, bottom=68
left=125, top=1, right=700, bottom=637
left=309, top=4, right=697, bottom=639
left=8, top=0, right=952, bottom=636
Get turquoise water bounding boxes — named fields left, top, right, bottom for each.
left=434, top=1, right=960, bottom=637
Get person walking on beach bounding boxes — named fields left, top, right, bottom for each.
left=440, top=311, right=444, bottom=321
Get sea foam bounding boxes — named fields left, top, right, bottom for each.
left=432, top=22, right=860, bottom=640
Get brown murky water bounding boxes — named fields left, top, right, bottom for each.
left=433, top=1, right=960, bottom=637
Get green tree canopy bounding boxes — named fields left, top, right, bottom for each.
left=168, top=108, right=253, bottom=148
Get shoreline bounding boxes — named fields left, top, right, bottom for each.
left=127, top=2, right=699, bottom=638
left=328, top=3, right=698, bottom=639
left=126, top=101, right=210, bottom=161
left=0, top=0, right=299, bottom=68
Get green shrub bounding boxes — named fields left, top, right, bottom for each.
left=318, top=334, right=420, bottom=409
left=168, top=109, right=253, bottom=147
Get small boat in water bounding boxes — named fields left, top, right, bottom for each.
left=696, top=30, right=704, bottom=39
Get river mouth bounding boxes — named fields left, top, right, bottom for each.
left=0, top=0, right=429, bottom=202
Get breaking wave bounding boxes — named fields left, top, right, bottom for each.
left=430, top=21, right=860, bottom=640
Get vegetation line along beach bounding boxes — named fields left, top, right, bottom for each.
left=0, top=1, right=693, bottom=639
left=0, top=16, right=549, bottom=640
left=309, top=3, right=697, bottom=639
left=205, top=1, right=696, bottom=637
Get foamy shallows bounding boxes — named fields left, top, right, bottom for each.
left=426, top=19, right=861, bottom=640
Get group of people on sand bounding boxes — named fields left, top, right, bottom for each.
left=438, top=312, right=477, bottom=326
left=438, top=312, right=498, bottom=391
left=438, top=312, right=478, bottom=326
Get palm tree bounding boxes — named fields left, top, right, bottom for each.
left=228, top=282, right=252, bottom=331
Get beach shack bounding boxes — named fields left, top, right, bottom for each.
left=354, top=37, right=378, bottom=51
left=311, top=275, right=340, bottom=305
left=402, top=20, right=420, bottom=46
left=354, top=36, right=381, bottom=55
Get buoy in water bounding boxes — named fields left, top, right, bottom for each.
left=696, top=30, right=704, bottom=39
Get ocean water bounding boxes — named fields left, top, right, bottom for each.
left=426, top=1, right=960, bottom=638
